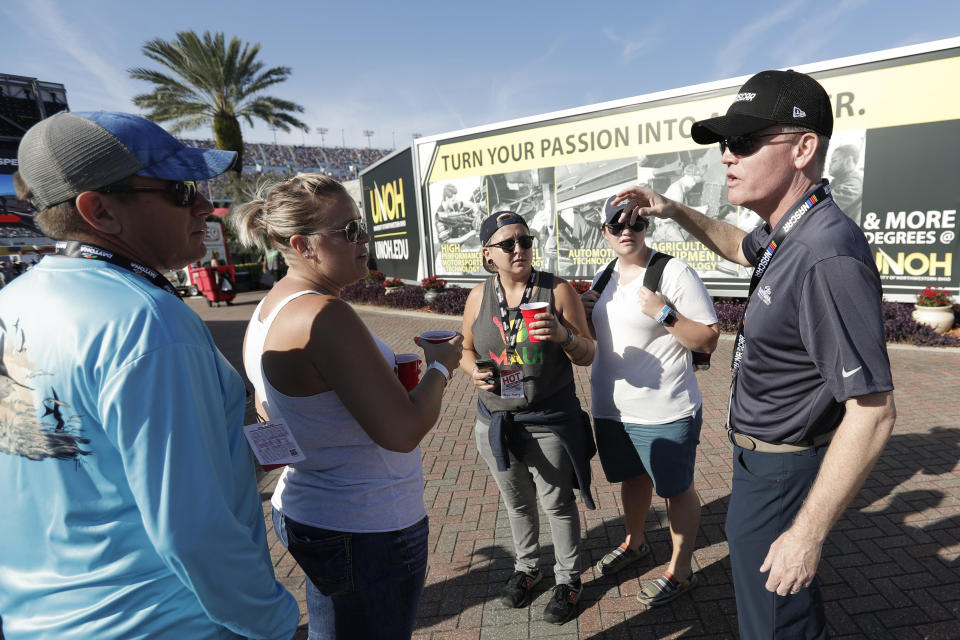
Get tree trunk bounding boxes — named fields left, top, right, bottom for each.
left=213, top=113, right=243, bottom=174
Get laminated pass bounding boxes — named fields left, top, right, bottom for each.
left=242, top=420, right=306, bottom=467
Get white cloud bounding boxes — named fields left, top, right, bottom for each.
left=768, top=0, right=871, bottom=66
left=602, top=27, right=661, bottom=63
left=2, top=0, right=134, bottom=109
left=712, top=0, right=807, bottom=79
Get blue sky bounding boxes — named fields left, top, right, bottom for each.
left=3, top=1, right=958, bottom=149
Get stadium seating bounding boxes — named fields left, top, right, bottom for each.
left=179, top=139, right=391, bottom=201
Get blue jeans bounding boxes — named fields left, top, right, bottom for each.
left=726, top=445, right=829, bottom=640
left=272, top=509, right=428, bottom=640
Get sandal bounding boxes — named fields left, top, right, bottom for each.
left=636, top=571, right=699, bottom=606
left=595, top=542, right=651, bottom=576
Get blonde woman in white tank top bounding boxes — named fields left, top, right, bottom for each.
left=231, top=174, right=463, bottom=640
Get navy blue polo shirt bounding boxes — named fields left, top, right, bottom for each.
left=731, top=183, right=893, bottom=444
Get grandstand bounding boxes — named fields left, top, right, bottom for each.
left=0, top=72, right=387, bottom=212
left=180, top=139, right=391, bottom=202
left=1, top=74, right=67, bottom=251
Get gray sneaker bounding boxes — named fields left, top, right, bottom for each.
left=595, top=542, right=650, bottom=576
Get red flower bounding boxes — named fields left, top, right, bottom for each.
left=421, top=275, right=447, bottom=291
left=916, top=286, right=954, bottom=307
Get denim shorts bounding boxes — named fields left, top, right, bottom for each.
left=594, top=408, right=702, bottom=498
left=273, top=508, right=428, bottom=640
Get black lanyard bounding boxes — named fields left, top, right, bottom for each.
left=494, top=269, right=537, bottom=357
left=55, top=241, right=181, bottom=299
left=730, top=182, right=830, bottom=374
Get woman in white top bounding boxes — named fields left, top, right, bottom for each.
left=231, top=174, right=462, bottom=640
left=581, top=196, right=719, bottom=607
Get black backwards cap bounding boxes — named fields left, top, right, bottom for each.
left=479, top=210, right=527, bottom=246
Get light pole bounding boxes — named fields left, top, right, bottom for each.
left=318, top=127, right=328, bottom=147
left=340, top=128, right=345, bottom=148
left=392, top=130, right=396, bottom=148
left=362, top=130, right=374, bottom=149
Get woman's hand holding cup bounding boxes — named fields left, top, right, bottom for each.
left=521, top=303, right=565, bottom=343
left=416, top=330, right=463, bottom=374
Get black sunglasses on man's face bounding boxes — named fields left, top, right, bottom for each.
left=719, top=131, right=803, bottom=157
left=97, top=181, right=199, bottom=208
left=485, top=235, right=534, bottom=252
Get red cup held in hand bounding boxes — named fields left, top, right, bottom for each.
left=416, top=330, right=457, bottom=344
left=519, top=302, right=549, bottom=343
left=395, top=353, right=422, bottom=391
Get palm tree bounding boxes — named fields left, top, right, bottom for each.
left=128, top=30, right=308, bottom=172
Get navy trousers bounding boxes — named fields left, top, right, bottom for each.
left=725, top=444, right=830, bottom=639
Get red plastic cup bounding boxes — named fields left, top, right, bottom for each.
left=417, top=330, right=457, bottom=344
left=395, top=353, right=422, bottom=391
left=520, top=302, right=550, bottom=342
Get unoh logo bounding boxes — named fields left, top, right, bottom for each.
left=370, top=179, right=406, bottom=224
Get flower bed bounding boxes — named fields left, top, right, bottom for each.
left=342, top=287, right=958, bottom=347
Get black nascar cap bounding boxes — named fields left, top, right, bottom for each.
left=691, top=70, right=833, bottom=144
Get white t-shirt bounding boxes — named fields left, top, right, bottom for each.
left=590, top=252, right=718, bottom=424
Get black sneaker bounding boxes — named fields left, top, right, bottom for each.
left=500, top=569, right=542, bottom=608
left=543, top=579, right=582, bottom=625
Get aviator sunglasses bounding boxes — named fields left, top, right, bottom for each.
left=96, top=180, right=199, bottom=207
left=485, top=235, right=534, bottom=252
left=719, top=131, right=802, bottom=157
left=317, top=218, right=368, bottom=244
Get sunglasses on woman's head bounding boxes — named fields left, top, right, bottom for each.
left=485, top=235, right=534, bottom=252
left=719, top=131, right=803, bottom=157
left=603, top=219, right=647, bottom=234
left=96, top=180, right=199, bottom=207
left=319, top=218, right=368, bottom=244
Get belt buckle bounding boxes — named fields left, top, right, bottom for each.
left=726, top=427, right=756, bottom=451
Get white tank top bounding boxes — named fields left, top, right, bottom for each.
left=243, top=290, right=426, bottom=532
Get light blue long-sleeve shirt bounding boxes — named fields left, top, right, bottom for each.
left=0, top=257, right=298, bottom=639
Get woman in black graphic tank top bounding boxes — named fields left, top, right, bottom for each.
left=458, top=211, right=596, bottom=625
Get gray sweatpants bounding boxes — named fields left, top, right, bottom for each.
left=474, top=419, right=581, bottom=584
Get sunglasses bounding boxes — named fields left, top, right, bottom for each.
left=97, top=181, right=199, bottom=207
left=603, top=219, right=647, bottom=234
left=719, top=131, right=802, bottom=157
left=485, top=235, right=534, bottom=252
left=319, top=218, right=368, bottom=244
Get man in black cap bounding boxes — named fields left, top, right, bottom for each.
left=611, top=70, right=896, bottom=638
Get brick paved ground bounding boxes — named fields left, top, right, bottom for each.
left=192, top=291, right=960, bottom=640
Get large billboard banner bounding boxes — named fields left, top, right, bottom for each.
left=360, top=147, right=421, bottom=280
left=418, top=47, right=960, bottom=297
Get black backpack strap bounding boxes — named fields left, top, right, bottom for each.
left=536, top=270, right=555, bottom=290
left=642, top=251, right=673, bottom=292
left=591, top=259, right=618, bottom=294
